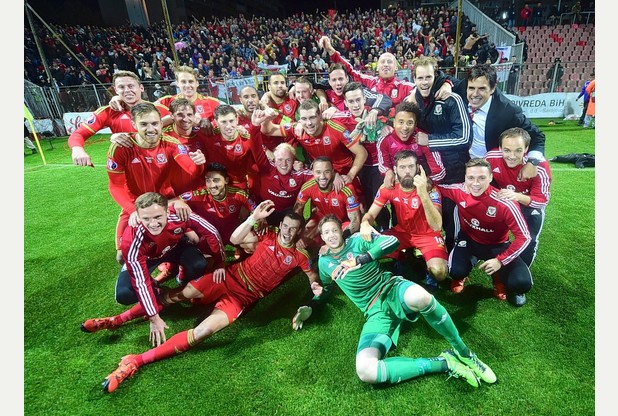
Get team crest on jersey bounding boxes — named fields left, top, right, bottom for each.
left=289, top=178, right=297, bottom=187
left=284, top=255, right=293, bottom=265
left=486, top=206, right=496, bottom=217
left=177, top=144, right=188, bottom=155
left=106, top=158, right=118, bottom=170
left=234, top=144, right=243, bottom=153
left=412, top=198, right=419, bottom=209
left=332, top=199, right=340, bottom=206
left=391, top=89, right=398, bottom=99
left=284, top=103, right=292, bottom=114
left=156, top=154, right=168, bottom=163
left=196, top=105, right=204, bottom=113
left=471, top=218, right=480, bottom=226
left=323, top=136, right=331, bottom=145
left=229, top=205, right=237, bottom=213
left=173, top=227, right=183, bottom=234
left=433, top=104, right=443, bottom=116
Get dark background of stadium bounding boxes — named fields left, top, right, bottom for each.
left=25, top=0, right=381, bottom=26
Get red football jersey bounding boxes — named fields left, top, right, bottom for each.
left=106, top=134, right=201, bottom=212
left=155, top=93, right=222, bottom=121
left=296, top=180, right=360, bottom=222
left=373, top=183, right=442, bottom=235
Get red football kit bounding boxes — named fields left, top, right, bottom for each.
left=377, top=131, right=446, bottom=183
left=201, top=130, right=253, bottom=190
left=330, top=51, right=415, bottom=110
left=179, top=186, right=256, bottom=243
left=163, top=124, right=211, bottom=194
left=373, top=184, right=448, bottom=261
left=296, top=180, right=360, bottom=222
left=249, top=130, right=313, bottom=211
left=438, top=183, right=531, bottom=265
left=278, top=119, right=360, bottom=174
left=106, top=134, right=202, bottom=247
left=67, top=102, right=166, bottom=149
left=121, top=208, right=225, bottom=318
left=155, top=93, right=222, bottom=121
left=191, top=229, right=313, bottom=322
left=485, top=151, right=552, bottom=210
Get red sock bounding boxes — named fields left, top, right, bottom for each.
left=118, top=304, right=148, bottom=324
left=138, top=329, right=200, bottom=365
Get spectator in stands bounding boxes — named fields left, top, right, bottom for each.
left=545, top=58, right=564, bottom=92
left=506, top=56, right=522, bottom=95
left=520, top=3, right=533, bottom=27
left=532, top=2, right=544, bottom=26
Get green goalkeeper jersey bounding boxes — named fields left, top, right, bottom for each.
left=318, top=232, right=400, bottom=314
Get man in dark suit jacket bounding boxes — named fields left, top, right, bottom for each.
left=452, top=63, right=546, bottom=182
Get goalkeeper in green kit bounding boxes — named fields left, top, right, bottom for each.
left=295, top=213, right=497, bottom=387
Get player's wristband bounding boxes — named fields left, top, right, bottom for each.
left=355, top=252, right=373, bottom=266
left=245, top=215, right=257, bottom=226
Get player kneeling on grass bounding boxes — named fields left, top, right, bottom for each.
left=81, top=200, right=322, bottom=393
left=293, top=214, right=496, bottom=387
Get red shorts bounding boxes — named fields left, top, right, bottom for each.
left=384, top=226, right=448, bottom=262
left=190, top=265, right=260, bottom=323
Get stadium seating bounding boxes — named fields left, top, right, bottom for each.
left=518, top=23, right=594, bottom=96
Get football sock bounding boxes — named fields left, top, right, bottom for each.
left=118, top=304, right=147, bottom=324
left=420, top=296, right=469, bottom=356
left=139, top=329, right=199, bottom=365
left=377, top=357, right=444, bottom=384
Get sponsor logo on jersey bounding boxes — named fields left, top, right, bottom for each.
left=434, top=104, right=443, bottom=116
left=486, top=206, right=496, bottom=217
left=131, top=157, right=140, bottom=164
left=460, top=201, right=467, bottom=208
left=493, top=167, right=501, bottom=173
left=107, top=158, right=118, bottom=170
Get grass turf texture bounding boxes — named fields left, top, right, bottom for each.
left=24, top=120, right=595, bottom=415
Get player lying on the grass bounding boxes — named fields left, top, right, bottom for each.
left=80, top=200, right=323, bottom=393
left=80, top=191, right=225, bottom=344
left=293, top=214, right=496, bottom=388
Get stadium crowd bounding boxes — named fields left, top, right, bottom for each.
left=25, top=4, right=533, bottom=88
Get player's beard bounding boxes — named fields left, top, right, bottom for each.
left=398, top=174, right=415, bottom=189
